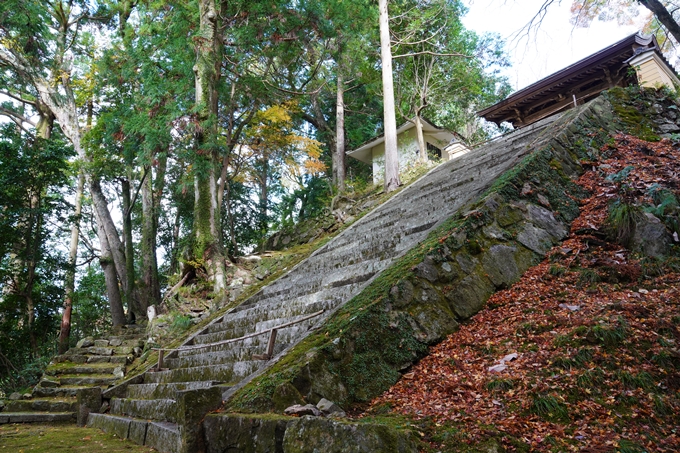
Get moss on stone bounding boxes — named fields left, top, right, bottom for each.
left=224, top=97, right=668, bottom=419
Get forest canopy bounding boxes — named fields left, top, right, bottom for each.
left=0, top=0, right=509, bottom=393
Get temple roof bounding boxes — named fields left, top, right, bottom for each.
left=478, top=33, right=673, bottom=127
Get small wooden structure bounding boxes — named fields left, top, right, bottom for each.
left=346, top=118, right=467, bottom=184
left=479, top=33, right=680, bottom=128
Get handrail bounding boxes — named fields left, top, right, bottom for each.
left=152, top=309, right=325, bottom=370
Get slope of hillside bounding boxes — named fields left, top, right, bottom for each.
left=367, top=130, right=680, bottom=451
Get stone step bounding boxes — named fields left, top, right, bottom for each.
left=110, top=397, right=177, bottom=423
left=32, top=385, right=94, bottom=398
left=0, top=412, right=76, bottom=424
left=45, top=363, right=119, bottom=376
left=58, top=374, right=118, bottom=386
left=143, top=361, right=263, bottom=385
left=87, top=413, right=181, bottom=453
left=3, top=398, right=77, bottom=413
left=86, top=355, right=130, bottom=364
left=51, top=353, right=131, bottom=365
left=166, top=343, right=289, bottom=369
left=88, top=114, right=560, bottom=451
left=204, top=307, right=330, bottom=337
left=190, top=322, right=314, bottom=349
left=127, top=381, right=218, bottom=400
left=198, top=299, right=333, bottom=336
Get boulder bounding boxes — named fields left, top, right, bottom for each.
left=631, top=213, right=672, bottom=258
left=284, top=404, right=322, bottom=417
left=316, top=398, right=346, bottom=418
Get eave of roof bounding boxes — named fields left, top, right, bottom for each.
left=477, top=33, right=658, bottom=123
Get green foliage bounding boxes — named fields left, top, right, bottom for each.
left=169, top=311, right=193, bottom=334
left=389, top=0, right=511, bottom=142
left=606, top=200, right=643, bottom=246
left=530, top=394, right=570, bottom=423
left=71, top=266, right=111, bottom=340
left=0, top=125, right=72, bottom=393
left=485, top=378, right=514, bottom=393
left=589, top=318, right=629, bottom=348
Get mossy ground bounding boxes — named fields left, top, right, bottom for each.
left=0, top=423, right=154, bottom=452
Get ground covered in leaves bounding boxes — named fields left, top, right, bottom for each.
left=366, top=134, right=680, bottom=452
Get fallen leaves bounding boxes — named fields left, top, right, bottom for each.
left=363, top=134, right=680, bottom=451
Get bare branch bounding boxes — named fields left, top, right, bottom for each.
left=393, top=51, right=472, bottom=59
left=263, top=79, right=328, bottom=96
left=0, top=106, right=37, bottom=127
left=0, top=90, right=37, bottom=107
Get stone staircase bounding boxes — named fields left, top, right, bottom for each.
left=87, top=116, right=561, bottom=453
left=0, top=326, right=145, bottom=424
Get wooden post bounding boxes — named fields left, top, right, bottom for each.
left=253, top=328, right=278, bottom=360
left=266, top=328, right=278, bottom=359
left=157, top=349, right=164, bottom=371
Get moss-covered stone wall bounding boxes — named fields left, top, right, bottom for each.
left=226, top=97, right=620, bottom=414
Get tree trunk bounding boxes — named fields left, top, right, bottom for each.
left=638, top=0, right=680, bottom=45
left=90, top=179, right=130, bottom=302
left=258, top=160, right=269, bottom=236
left=224, top=180, right=239, bottom=256
left=379, top=0, right=401, bottom=192
left=121, top=178, right=139, bottom=323
left=58, top=171, right=84, bottom=354
left=193, top=0, right=226, bottom=293
left=141, top=168, right=161, bottom=308
left=334, top=69, right=347, bottom=191
left=414, top=115, right=428, bottom=162
left=95, top=210, right=127, bottom=328
left=24, top=191, right=41, bottom=354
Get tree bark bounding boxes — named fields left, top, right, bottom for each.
left=58, top=171, right=84, bottom=354
left=379, top=0, right=401, bottom=192
left=141, top=167, right=161, bottom=308
left=414, top=114, right=428, bottom=162
left=193, top=0, right=226, bottom=293
left=334, top=69, right=347, bottom=191
left=121, top=178, right=139, bottom=323
left=638, top=0, right=680, bottom=45
left=90, top=179, right=130, bottom=301
left=95, top=209, right=127, bottom=328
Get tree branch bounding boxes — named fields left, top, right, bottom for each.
left=0, top=90, right=37, bottom=107
left=0, top=107, right=36, bottom=127
left=393, top=51, right=471, bottom=59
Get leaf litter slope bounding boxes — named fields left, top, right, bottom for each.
left=367, top=134, right=680, bottom=452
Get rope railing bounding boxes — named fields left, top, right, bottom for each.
left=152, top=309, right=325, bottom=371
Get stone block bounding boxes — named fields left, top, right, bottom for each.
left=128, top=419, right=148, bottom=445
left=88, top=413, right=130, bottom=439
left=175, top=386, right=223, bottom=453
left=94, top=339, right=110, bottom=348
left=146, top=421, right=181, bottom=453
left=77, top=386, right=102, bottom=427
left=76, top=337, right=94, bottom=349
left=482, top=244, right=520, bottom=289
left=203, top=414, right=288, bottom=453
left=282, top=416, right=420, bottom=453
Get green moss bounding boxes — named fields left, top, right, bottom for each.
left=228, top=99, right=623, bottom=413
left=605, top=86, right=663, bottom=141
left=0, top=423, right=153, bottom=452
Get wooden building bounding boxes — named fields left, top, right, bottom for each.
left=479, top=33, right=680, bottom=128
